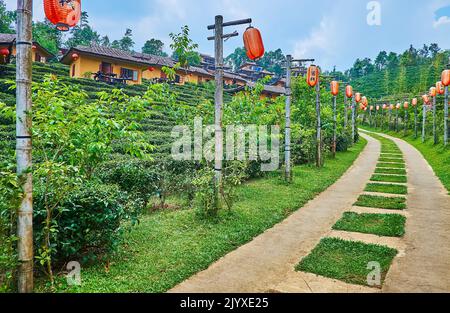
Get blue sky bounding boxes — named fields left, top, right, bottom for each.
left=5, top=0, right=450, bottom=71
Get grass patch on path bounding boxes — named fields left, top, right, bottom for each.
left=371, top=174, right=407, bottom=183
left=44, top=139, right=367, bottom=293
left=375, top=168, right=407, bottom=175
left=379, top=158, right=405, bottom=164
left=333, top=212, right=406, bottom=237
left=296, top=237, right=397, bottom=287
left=365, top=183, right=408, bottom=195
left=377, top=162, right=405, bottom=169
left=355, top=195, right=406, bottom=210
left=362, top=127, right=450, bottom=194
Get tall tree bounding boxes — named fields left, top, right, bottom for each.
left=169, top=25, right=199, bottom=68
left=65, top=12, right=100, bottom=48
left=142, top=38, right=168, bottom=56
left=374, top=51, right=388, bottom=70
left=32, top=19, right=62, bottom=55
left=225, top=47, right=249, bottom=71
left=100, top=35, right=111, bottom=47
left=112, top=28, right=135, bottom=52
left=257, top=48, right=286, bottom=76
left=0, top=0, right=15, bottom=33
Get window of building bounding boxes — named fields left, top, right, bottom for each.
left=121, top=68, right=138, bottom=81
left=35, top=53, right=41, bottom=62
left=100, top=62, right=112, bottom=74
left=72, top=64, right=76, bottom=77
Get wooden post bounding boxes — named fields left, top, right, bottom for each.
left=414, top=105, right=418, bottom=139
left=422, top=105, right=427, bottom=143
left=284, top=55, right=292, bottom=182
left=351, top=95, right=356, bottom=144
left=332, top=94, right=337, bottom=158
left=316, top=79, right=322, bottom=167
left=395, top=109, right=399, bottom=132
left=445, top=86, right=449, bottom=146
left=404, top=108, right=408, bottom=136
left=433, top=95, right=437, bottom=145
left=213, top=15, right=224, bottom=206
left=344, top=95, right=348, bottom=128
left=208, top=16, right=252, bottom=207
left=16, top=0, right=33, bottom=293
left=389, top=108, right=392, bottom=130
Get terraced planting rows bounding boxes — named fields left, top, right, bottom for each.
left=296, top=132, right=408, bottom=288
left=0, top=62, right=234, bottom=161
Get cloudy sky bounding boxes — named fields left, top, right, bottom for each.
left=5, top=0, right=450, bottom=71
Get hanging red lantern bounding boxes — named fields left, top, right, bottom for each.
left=376, top=105, right=380, bottom=111
left=382, top=104, right=387, bottom=110
left=430, top=87, right=437, bottom=97
left=422, top=94, right=429, bottom=104
left=0, top=48, right=10, bottom=56
left=71, top=53, right=79, bottom=60
left=345, top=85, right=353, bottom=98
left=412, top=98, right=417, bottom=106
left=306, top=65, right=319, bottom=87
left=369, top=105, right=374, bottom=111
left=32, top=45, right=37, bottom=50
left=361, top=96, right=368, bottom=106
left=44, top=0, right=81, bottom=32
left=359, top=103, right=365, bottom=110
left=390, top=104, right=394, bottom=110
left=436, top=81, right=445, bottom=95
left=148, top=66, right=155, bottom=72
left=404, top=101, right=409, bottom=109
left=330, top=81, right=339, bottom=96
left=355, top=93, right=362, bottom=103
left=441, top=69, right=450, bottom=87
left=243, top=26, right=265, bottom=61
left=395, top=103, right=401, bottom=110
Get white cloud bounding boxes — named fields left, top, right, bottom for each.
left=433, top=15, right=450, bottom=28
left=293, top=17, right=338, bottom=69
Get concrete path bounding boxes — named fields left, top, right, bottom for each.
left=375, top=133, right=450, bottom=293
left=170, top=133, right=380, bottom=293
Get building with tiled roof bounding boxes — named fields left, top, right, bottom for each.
left=0, top=33, right=54, bottom=64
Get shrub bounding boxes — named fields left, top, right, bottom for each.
left=33, top=182, right=133, bottom=266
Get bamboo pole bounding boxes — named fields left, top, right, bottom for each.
left=284, top=55, right=292, bottom=182
left=316, top=79, right=322, bottom=167
left=414, top=105, right=418, bottom=139
left=422, top=105, right=427, bottom=143
left=332, top=94, right=337, bottom=158
left=213, top=15, right=224, bottom=207
left=433, top=95, right=437, bottom=145
left=344, top=94, right=348, bottom=128
left=351, top=95, right=356, bottom=144
left=16, top=0, right=33, bottom=293
left=445, top=86, right=449, bottom=146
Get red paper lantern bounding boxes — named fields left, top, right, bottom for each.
left=32, top=45, right=37, bottom=50
left=436, top=81, right=445, bottom=95
left=71, top=53, right=79, bottom=60
left=441, top=69, right=450, bottom=87
left=422, top=94, right=429, bottom=104
left=396, top=103, right=401, bottom=110
left=376, top=105, right=380, bottom=111
left=404, top=101, right=409, bottom=109
left=44, top=0, right=81, bottom=32
left=412, top=98, right=417, bottom=106
left=430, top=87, right=437, bottom=97
left=382, top=104, right=387, bottom=110
left=0, top=48, right=10, bottom=56
left=306, top=65, right=320, bottom=87
left=390, top=104, right=394, bottom=110
left=243, top=27, right=265, bottom=61
left=370, top=105, right=374, bottom=111
left=330, top=81, right=339, bottom=96
left=148, top=66, right=155, bottom=72
left=355, top=93, right=362, bottom=103
left=345, top=85, right=353, bottom=98
left=359, top=103, right=365, bottom=110
left=361, top=96, right=368, bottom=106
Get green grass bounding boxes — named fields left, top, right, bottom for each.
left=36, top=139, right=367, bottom=293
left=371, top=174, right=407, bottom=183
left=362, top=127, right=450, bottom=194
left=365, top=183, right=408, bottom=195
left=375, top=168, right=407, bottom=175
left=296, top=237, right=397, bottom=287
left=378, top=157, right=405, bottom=164
left=355, top=195, right=406, bottom=210
left=377, top=162, right=405, bottom=169
left=332, top=212, right=406, bottom=237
